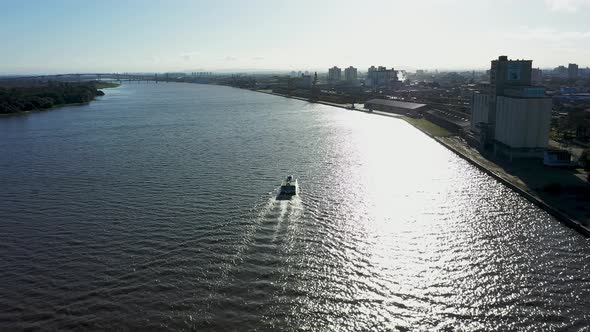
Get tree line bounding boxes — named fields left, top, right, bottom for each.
left=0, top=81, right=109, bottom=114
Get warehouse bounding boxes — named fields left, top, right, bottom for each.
left=364, top=99, right=427, bottom=118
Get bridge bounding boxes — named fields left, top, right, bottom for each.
left=0, top=72, right=241, bottom=85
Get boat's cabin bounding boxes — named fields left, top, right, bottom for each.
left=279, top=176, right=298, bottom=195
left=280, top=179, right=297, bottom=187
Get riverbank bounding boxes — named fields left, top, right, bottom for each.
left=0, top=102, right=93, bottom=117
left=0, top=81, right=120, bottom=115
left=253, top=88, right=590, bottom=237
left=437, top=137, right=590, bottom=236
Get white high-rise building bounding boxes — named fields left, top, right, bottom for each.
left=328, top=66, right=342, bottom=82
left=344, top=66, right=357, bottom=81
left=365, top=66, right=398, bottom=87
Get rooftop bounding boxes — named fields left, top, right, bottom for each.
left=365, top=98, right=427, bottom=110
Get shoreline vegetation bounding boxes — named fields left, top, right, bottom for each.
left=0, top=81, right=120, bottom=115
left=252, top=88, right=590, bottom=237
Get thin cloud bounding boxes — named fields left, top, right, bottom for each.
left=511, top=26, right=590, bottom=41
left=180, top=51, right=200, bottom=61
left=545, top=0, right=590, bottom=11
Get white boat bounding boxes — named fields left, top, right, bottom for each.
left=278, top=175, right=298, bottom=198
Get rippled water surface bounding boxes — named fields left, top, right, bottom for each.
left=1, top=83, right=589, bottom=331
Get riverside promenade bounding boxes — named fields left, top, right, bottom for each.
left=254, top=89, right=590, bottom=237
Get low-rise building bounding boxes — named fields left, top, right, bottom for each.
left=295, top=74, right=313, bottom=89
left=544, top=150, right=575, bottom=167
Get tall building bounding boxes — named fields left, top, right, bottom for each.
left=531, top=68, right=543, bottom=84
left=344, top=66, right=357, bottom=81
left=471, top=55, right=551, bottom=159
left=328, top=66, right=342, bottom=82
left=568, top=63, right=579, bottom=79
left=365, top=66, right=398, bottom=88
left=485, top=56, right=532, bottom=127
left=489, top=55, right=532, bottom=97
left=553, top=65, right=567, bottom=78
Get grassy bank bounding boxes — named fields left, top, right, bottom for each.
left=95, top=82, right=121, bottom=89
left=401, top=116, right=452, bottom=137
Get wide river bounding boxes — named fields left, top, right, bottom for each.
left=0, top=83, right=589, bottom=331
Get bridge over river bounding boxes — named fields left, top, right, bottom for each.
left=0, top=72, right=237, bottom=85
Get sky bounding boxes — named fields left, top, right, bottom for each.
left=1, top=0, right=589, bottom=74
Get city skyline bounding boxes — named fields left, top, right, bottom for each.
left=2, top=0, right=590, bottom=74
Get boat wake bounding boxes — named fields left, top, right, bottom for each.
left=224, top=193, right=304, bottom=272
left=249, top=194, right=304, bottom=245
left=272, top=195, right=303, bottom=242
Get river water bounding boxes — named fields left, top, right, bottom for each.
left=0, top=83, right=589, bottom=331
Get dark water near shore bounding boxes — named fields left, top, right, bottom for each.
left=1, top=83, right=589, bottom=331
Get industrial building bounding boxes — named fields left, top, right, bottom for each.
left=470, top=55, right=552, bottom=159
left=494, top=96, right=552, bottom=155
left=364, top=99, right=426, bottom=117
left=470, top=93, right=491, bottom=131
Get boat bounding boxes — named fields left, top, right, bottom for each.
left=277, top=175, right=298, bottom=199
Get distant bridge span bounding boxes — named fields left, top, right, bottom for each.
left=0, top=72, right=232, bottom=84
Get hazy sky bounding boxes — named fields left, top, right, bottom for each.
left=1, top=0, right=589, bottom=74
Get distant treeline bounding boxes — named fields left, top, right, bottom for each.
left=0, top=81, right=119, bottom=114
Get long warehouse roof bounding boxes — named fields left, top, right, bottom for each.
left=365, top=98, right=427, bottom=110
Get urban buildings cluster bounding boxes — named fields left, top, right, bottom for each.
left=528, top=63, right=590, bottom=83
left=265, top=54, right=588, bottom=166
left=326, top=66, right=359, bottom=82
left=325, top=65, right=398, bottom=88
